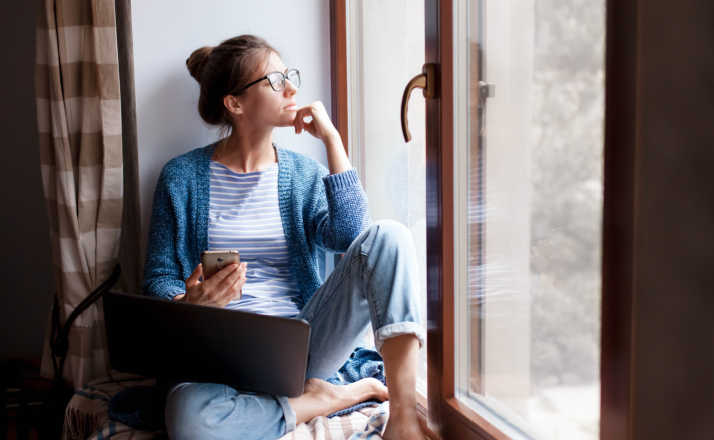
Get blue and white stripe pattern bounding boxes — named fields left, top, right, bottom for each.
left=208, top=160, right=302, bottom=317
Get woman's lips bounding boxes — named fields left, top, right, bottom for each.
left=284, top=103, right=297, bottom=110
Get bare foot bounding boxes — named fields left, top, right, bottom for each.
left=343, top=377, right=389, bottom=403
left=289, top=377, right=389, bottom=424
left=304, top=377, right=388, bottom=407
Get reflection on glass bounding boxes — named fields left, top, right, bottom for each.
left=460, top=1, right=605, bottom=438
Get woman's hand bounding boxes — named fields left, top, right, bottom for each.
left=293, top=101, right=340, bottom=143
left=294, top=101, right=352, bottom=174
left=176, top=262, right=247, bottom=307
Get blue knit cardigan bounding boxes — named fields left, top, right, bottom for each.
left=143, top=141, right=371, bottom=304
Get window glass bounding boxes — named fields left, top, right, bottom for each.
left=454, top=1, right=605, bottom=438
left=346, top=0, right=428, bottom=396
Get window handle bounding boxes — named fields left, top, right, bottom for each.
left=401, top=63, right=437, bottom=142
left=478, top=81, right=495, bottom=103
left=477, top=81, right=495, bottom=136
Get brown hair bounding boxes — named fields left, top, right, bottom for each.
left=186, top=35, right=279, bottom=129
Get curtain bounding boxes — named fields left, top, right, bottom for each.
left=35, top=0, right=123, bottom=389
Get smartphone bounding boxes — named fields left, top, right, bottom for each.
left=201, top=250, right=240, bottom=280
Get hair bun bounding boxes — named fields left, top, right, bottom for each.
left=186, top=46, right=213, bottom=83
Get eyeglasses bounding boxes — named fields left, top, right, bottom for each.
left=232, top=68, right=301, bottom=95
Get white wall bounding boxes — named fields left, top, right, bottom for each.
left=131, top=0, right=331, bottom=260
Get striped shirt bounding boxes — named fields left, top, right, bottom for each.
left=208, top=160, right=302, bottom=317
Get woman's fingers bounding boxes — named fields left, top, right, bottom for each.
left=293, top=102, right=338, bottom=142
left=201, top=263, right=238, bottom=298
left=213, top=263, right=242, bottom=296
left=185, top=263, right=203, bottom=288
left=294, top=106, right=312, bottom=134
left=292, top=107, right=303, bottom=132
left=205, top=262, right=238, bottom=285
left=294, top=105, right=319, bottom=133
left=184, top=266, right=205, bottom=304
left=186, top=262, right=247, bottom=307
left=302, top=119, right=316, bottom=136
left=209, top=264, right=243, bottom=307
left=230, top=262, right=248, bottom=300
left=293, top=108, right=302, bottom=133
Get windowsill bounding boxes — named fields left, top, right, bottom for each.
left=416, top=390, right=440, bottom=439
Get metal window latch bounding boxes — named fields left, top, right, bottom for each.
left=477, top=81, right=495, bottom=136
left=401, top=63, right=438, bottom=142
left=478, top=81, right=495, bottom=103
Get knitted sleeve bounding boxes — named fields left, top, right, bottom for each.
left=142, top=164, right=187, bottom=299
left=310, top=165, right=371, bottom=252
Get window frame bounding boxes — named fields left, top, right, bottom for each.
left=329, top=0, right=349, bottom=155
left=330, top=0, right=635, bottom=438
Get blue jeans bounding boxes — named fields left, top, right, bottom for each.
left=164, top=220, right=425, bottom=440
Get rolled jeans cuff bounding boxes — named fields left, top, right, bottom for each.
left=275, top=395, right=296, bottom=434
left=374, top=322, right=426, bottom=352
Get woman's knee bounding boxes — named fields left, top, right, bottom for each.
left=164, top=383, right=223, bottom=439
left=368, top=219, right=414, bottom=253
left=165, top=383, right=289, bottom=440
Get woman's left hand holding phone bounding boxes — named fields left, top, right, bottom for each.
left=174, top=262, right=247, bottom=307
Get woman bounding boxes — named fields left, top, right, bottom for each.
left=143, top=35, right=425, bottom=440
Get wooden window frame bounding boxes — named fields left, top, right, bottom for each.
left=330, top=0, right=640, bottom=439
left=329, top=0, right=349, bottom=155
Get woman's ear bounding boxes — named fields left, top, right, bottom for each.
left=223, top=94, right=243, bottom=116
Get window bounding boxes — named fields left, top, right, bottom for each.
left=333, top=0, right=607, bottom=437
left=453, top=1, right=605, bottom=438
left=341, top=0, right=429, bottom=397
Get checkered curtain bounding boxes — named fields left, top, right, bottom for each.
left=35, top=0, right=123, bottom=388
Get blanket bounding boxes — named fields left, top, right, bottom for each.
left=65, top=374, right=389, bottom=439
left=64, top=348, right=389, bottom=439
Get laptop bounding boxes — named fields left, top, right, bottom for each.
left=103, top=290, right=311, bottom=397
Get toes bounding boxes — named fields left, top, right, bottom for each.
left=362, top=378, right=389, bottom=401
left=376, top=385, right=389, bottom=401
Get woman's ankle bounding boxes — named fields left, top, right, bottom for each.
left=388, top=400, right=419, bottom=420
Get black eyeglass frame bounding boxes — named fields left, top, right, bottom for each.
left=231, top=68, right=301, bottom=95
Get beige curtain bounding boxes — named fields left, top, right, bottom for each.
left=35, top=0, right=123, bottom=388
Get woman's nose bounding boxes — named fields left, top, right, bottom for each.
left=284, top=80, right=297, bottom=96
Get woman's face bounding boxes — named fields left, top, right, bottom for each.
left=234, top=51, right=298, bottom=129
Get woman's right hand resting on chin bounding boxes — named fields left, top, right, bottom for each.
left=172, top=262, right=247, bottom=307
